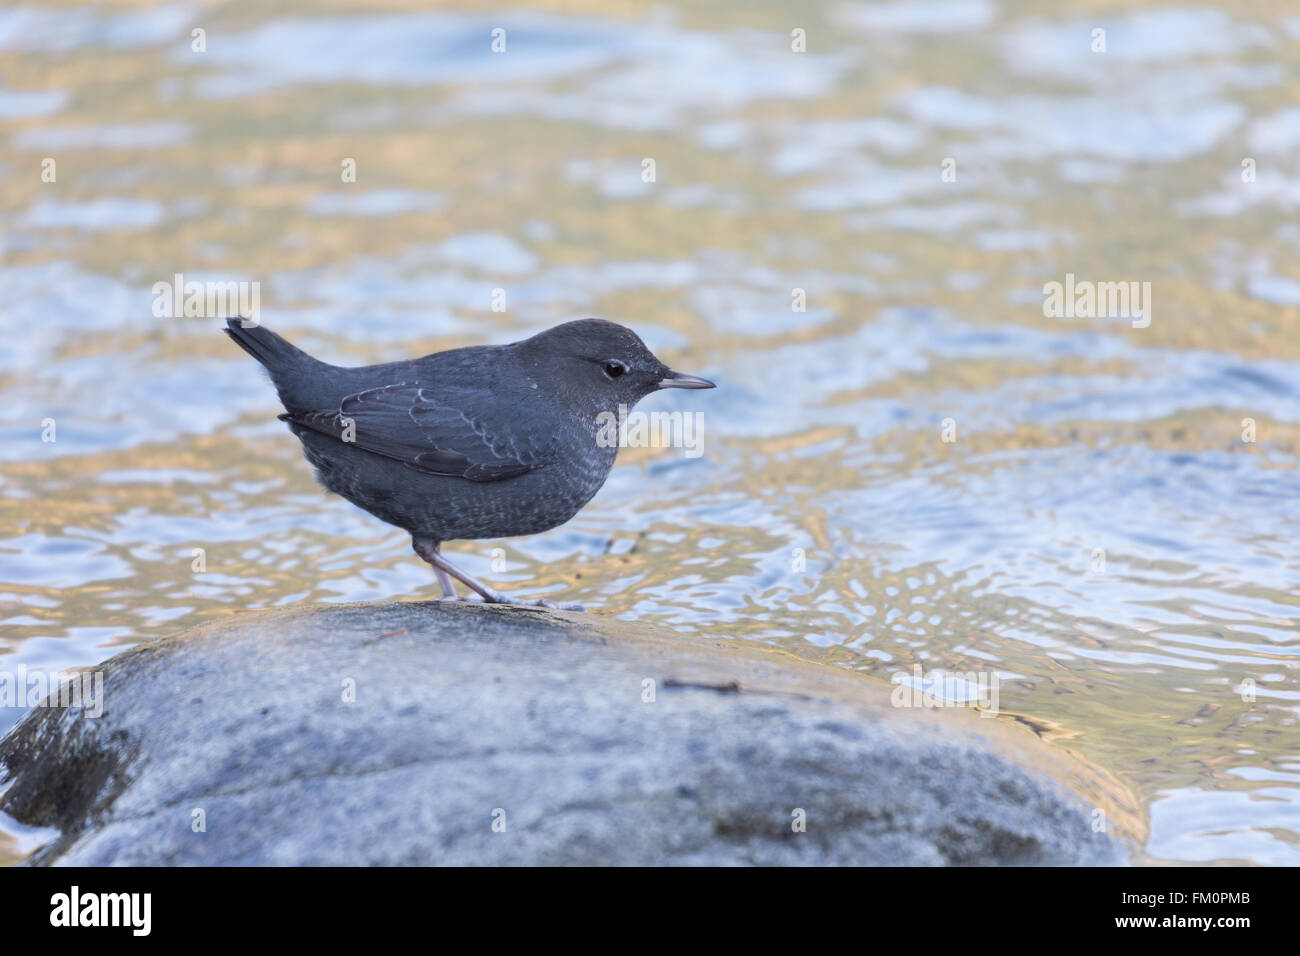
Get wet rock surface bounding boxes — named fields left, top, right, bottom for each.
left=0, top=602, right=1133, bottom=865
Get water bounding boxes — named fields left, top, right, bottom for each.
left=1, top=0, right=1298, bottom=865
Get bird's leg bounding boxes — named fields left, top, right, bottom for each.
left=411, top=537, right=461, bottom=601
left=434, top=565, right=457, bottom=598
left=412, top=537, right=584, bottom=612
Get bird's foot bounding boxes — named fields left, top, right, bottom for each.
left=528, top=598, right=586, bottom=612
left=480, top=592, right=585, bottom=612
left=413, top=538, right=585, bottom=612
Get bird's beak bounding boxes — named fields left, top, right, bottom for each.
left=657, top=369, right=716, bottom=390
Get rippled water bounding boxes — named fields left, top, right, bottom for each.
left=2, top=0, right=1298, bottom=865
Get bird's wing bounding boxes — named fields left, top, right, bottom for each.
left=280, top=383, right=538, bottom=482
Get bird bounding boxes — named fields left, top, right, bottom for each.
left=224, top=317, right=715, bottom=610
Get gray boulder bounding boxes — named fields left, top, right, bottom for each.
left=0, top=602, right=1132, bottom=865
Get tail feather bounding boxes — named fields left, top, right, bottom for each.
left=223, top=317, right=309, bottom=371
left=224, top=317, right=345, bottom=412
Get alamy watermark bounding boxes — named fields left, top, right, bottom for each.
left=1043, top=273, right=1151, bottom=328
left=596, top=404, right=704, bottom=458
left=0, top=665, right=104, bottom=718
left=890, top=665, right=1000, bottom=717
left=50, top=886, right=150, bottom=936
left=152, top=272, right=260, bottom=325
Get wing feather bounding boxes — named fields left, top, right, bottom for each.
left=280, top=383, right=536, bottom=482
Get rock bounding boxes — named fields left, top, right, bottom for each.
left=0, top=602, right=1134, bottom=865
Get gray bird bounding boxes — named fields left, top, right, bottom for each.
left=225, top=317, right=715, bottom=610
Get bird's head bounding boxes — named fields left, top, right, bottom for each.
left=517, top=319, right=715, bottom=410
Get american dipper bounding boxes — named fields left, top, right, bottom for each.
left=225, top=317, right=715, bottom=609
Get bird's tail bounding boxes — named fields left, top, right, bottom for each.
left=224, top=317, right=343, bottom=412
left=223, top=317, right=311, bottom=372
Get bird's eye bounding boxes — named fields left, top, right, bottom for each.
left=603, top=360, right=627, bottom=379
